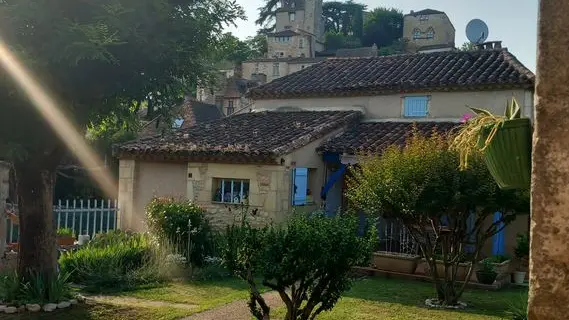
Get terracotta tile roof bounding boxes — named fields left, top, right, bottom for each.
left=318, top=121, right=458, bottom=155
left=116, top=111, right=362, bottom=163
left=138, top=98, right=222, bottom=137
left=248, top=49, right=535, bottom=99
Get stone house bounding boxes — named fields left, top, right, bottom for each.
left=403, top=9, right=456, bottom=52
left=115, top=48, right=534, bottom=256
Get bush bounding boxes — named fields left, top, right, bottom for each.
left=146, top=197, right=214, bottom=267
left=59, top=231, right=173, bottom=292
left=0, top=271, right=72, bottom=304
left=222, top=211, right=375, bottom=320
left=346, top=129, right=528, bottom=306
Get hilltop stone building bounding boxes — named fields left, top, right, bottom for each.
left=403, top=9, right=456, bottom=52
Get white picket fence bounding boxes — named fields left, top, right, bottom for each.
left=5, top=199, right=119, bottom=244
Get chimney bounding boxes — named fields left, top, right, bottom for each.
left=410, top=10, right=414, bottom=14
left=476, top=41, right=503, bottom=50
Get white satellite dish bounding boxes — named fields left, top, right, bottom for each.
left=466, top=19, right=489, bottom=44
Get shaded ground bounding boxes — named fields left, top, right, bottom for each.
left=0, top=277, right=527, bottom=320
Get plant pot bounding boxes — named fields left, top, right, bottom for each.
left=479, top=259, right=511, bottom=283
left=513, top=271, right=526, bottom=284
left=476, top=270, right=498, bottom=285
left=371, top=252, right=420, bottom=274
left=57, top=236, right=75, bottom=246
left=480, top=118, right=531, bottom=190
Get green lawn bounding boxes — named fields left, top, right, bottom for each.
left=0, top=277, right=527, bottom=320
left=272, top=277, right=527, bottom=320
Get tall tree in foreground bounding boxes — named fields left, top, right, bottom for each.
left=346, top=130, right=528, bottom=306
left=0, top=0, right=243, bottom=288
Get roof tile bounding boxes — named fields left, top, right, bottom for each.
left=249, top=49, right=535, bottom=99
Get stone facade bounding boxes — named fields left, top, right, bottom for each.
left=403, top=10, right=456, bottom=52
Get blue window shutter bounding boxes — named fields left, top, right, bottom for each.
left=293, top=168, right=308, bottom=205
left=404, top=96, right=429, bottom=117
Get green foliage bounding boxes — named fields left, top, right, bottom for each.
left=57, top=228, right=74, bottom=237
left=459, top=42, right=477, bottom=51
left=215, top=33, right=268, bottom=64
left=478, top=259, right=497, bottom=273
left=0, top=271, right=72, bottom=304
left=486, top=254, right=511, bottom=263
left=146, top=197, right=214, bottom=267
left=362, top=7, right=403, bottom=47
left=222, top=212, right=375, bottom=320
left=450, top=98, right=522, bottom=169
left=515, top=233, right=530, bottom=259
left=325, top=32, right=362, bottom=50
left=507, top=295, right=528, bottom=320
left=59, top=232, right=171, bottom=291
left=346, top=129, right=528, bottom=305
left=322, top=1, right=366, bottom=36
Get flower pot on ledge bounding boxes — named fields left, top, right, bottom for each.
left=480, top=118, right=531, bottom=190
left=371, top=252, right=420, bottom=274
left=57, top=236, right=75, bottom=246
left=423, top=259, right=475, bottom=281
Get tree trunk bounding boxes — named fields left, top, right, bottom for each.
left=14, top=157, right=58, bottom=280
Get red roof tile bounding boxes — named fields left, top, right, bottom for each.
left=248, top=49, right=535, bottom=99
left=318, top=121, right=458, bottom=154
left=116, top=111, right=362, bottom=163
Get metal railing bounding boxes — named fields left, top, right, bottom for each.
left=5, top=199, right=119, bottom=244
left=376, top=218, right=419, bottom=255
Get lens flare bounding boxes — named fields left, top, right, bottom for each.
left=0, top=41, right=117, bottom=198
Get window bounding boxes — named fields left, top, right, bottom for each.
left=299, top=38, right=304, bottom=48
left=255, top=63, right=259, bottom=73
left=289, top=12, right=295, bottom=21
left=292, top=168, right=316, bottom=206
left=403, top=96, right=429, bottom=117
left=426, top=27, right=435, bottom=40
left=212, top=178, right=250, bottom=204
left=226, top=100, right=234, bottom=115
left=413, top=28, right=422, bottom=40
left=419, top=15, right=428, bottom=21
left=272, top=63, right=280, bottom=76
left=172, top=117, right=184, bottom=128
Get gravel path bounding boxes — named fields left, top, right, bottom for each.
left=87, top=295, right=198, bottom=310
left=181, top=291, right=283, bottom=320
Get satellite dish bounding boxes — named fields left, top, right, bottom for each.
left=466, top=19, right=489, bottom=44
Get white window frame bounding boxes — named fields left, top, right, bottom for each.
left=413, top=28, right=422, bottom=40
left=226, top=100, right=234, bottom=115
left=272, top=63, right=280, bottom=76
left=212, top=178, right=250, bottom=204
left=299, top=38, right=304, bottom=48
left=289, top=12, right=295, bottom=21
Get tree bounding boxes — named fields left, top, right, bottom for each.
left=255, top=0, right=280, bottom=33
left=362, top=7, right=403, bottom=47
left=459, top=42, right=477, bottom=51
left=346, top=130, right=528, bottom=306
left=324, top=32, right=362, bottom=50
left=322, top=1, right=366, bottom=36
left=0, top=0, right=243, bottom=288
left=222, top=211, right=375, bottom=320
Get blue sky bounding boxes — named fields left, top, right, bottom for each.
left=225, top=0, right=538, bottom=72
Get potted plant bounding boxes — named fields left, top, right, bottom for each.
left=482, top=254, right=512, bottom=282
left=513, top=233, right=529, bottom=284
left=56, top=228, right=75, bottom=246
left=450, top=98, right=531, bottom=190
left=372, top=251, right=421, bottom=274
left=476, top=258, right=498, bottom=285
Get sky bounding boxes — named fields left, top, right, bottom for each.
left=225, top=0, right=538, bottom=72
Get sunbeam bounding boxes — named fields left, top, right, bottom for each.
left=0, top=40, right=117, bottom=198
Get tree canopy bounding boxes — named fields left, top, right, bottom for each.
left=0, top=0, right=244, bottom=284
left=361, top=7, right=403, bottom=47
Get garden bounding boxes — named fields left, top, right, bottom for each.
left=0, top=100, right=531, bottom=320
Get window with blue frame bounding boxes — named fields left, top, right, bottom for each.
left=403, top=96, right=430, bottom=117
left=291, top=167, right=315, bottom=206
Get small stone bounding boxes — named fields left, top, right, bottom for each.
left=76, top=295, right=86, bottom=303
left=4, top=306, right=17, bottom=314
left=17, top=305, right=25, bottom=312
left=0, top=305, right=6, bottom=312
left=43, top=303, right=57, bottom=312
left=26, top=304, right=41, bottom=312
left=69, top=299, right=78, bottom=305
left=57, top=301, right=71, bottom=309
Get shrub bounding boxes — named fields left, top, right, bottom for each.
left=59, top=231, right=171, bottom=292
left=346, top=129, right=528, bottom=306
left=222, top=211, right=375, bottom=320
left=0, top=271, right=72, bottom=304
left=146, top=197, right=214, bottom=267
